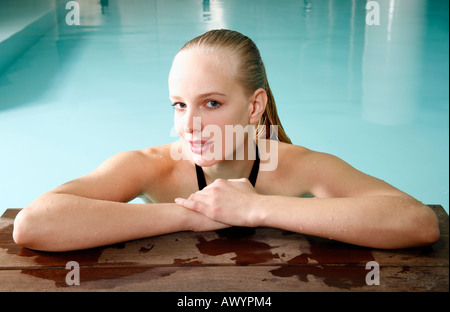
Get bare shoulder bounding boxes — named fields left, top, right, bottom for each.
left=277, top=142, right=408, bottom=198
left=277, top=140, right=312, bottom=158
left=51, top=143, right=179, bottom=202
left=94, top=145, right=170, bottom=177
left=259, top=139, right=314, bottom=171
left=258, top=140, right=407, bottom=198
left=258, top=139, right=310, bottom=158
left=139, top=143, right=175, bottom=165
left=134, top=143, right=179, bottom=178
left=279, top=143, right=343, bottom=169
left=256, top=140, right=313, bottom=196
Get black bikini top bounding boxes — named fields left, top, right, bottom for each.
left=195, top=144, right=260, bottom=190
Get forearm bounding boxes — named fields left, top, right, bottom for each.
left=255, top=194, right=439, bottom=249
left=13, top=193, right=192, bottom=252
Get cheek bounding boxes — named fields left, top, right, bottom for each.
left=221, top=102, right=249, bottom=125
left=231, top=105, right=251, bottom=126
left=174, top=115, right=183, bottom=136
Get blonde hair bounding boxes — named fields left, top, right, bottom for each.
left=180, top=29, right=292, bottom=144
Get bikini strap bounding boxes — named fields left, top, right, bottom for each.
left=248, top=144, right=260, bottom=187
left=195, top=144, right=260, bottom=190
left=195, top=162, right=207, bottom=191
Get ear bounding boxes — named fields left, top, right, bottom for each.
left=248, top=88, right=267, bottom=125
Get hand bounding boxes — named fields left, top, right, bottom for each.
left=175, top=178, right=261, bottom=227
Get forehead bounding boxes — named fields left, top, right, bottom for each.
left=168, top=48, right=238, bottom=97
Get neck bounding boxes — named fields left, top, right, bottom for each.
left=201, top=140, right=257, bottom=183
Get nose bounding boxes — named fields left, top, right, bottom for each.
left=183, top=107, right=202, bottom=135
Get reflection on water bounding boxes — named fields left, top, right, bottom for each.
left=362, top=0, right=425, bottom=125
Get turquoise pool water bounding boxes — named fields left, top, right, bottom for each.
left=0, top=0, right=448, bottom=215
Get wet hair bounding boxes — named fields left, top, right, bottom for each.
left=180, top=29, right=292, bottom=144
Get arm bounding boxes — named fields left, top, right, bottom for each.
left=255, top=194, right=438, bottom=249
left=13, top=151, right=228, bottom=252
left=176, top=149, right=440, bottom=249
left=257, top=150, right=440, bottom=249
left=14, top=194, right=194, bottom=252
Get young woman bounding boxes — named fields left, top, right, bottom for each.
left=13, top=29, right=439, bottom=252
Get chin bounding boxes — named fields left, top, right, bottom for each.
left=192, top=155, right=221, bottom=167
left=184, top=140, right=222, bottom=167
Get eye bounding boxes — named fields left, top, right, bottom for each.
left=172, top=102, right=186, bottom=110
left=205, top=100, right=221, bottom=109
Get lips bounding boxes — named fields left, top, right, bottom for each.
left=190, top=140, right=207, bottom=146
left=189, top=140, right=213, bottom=154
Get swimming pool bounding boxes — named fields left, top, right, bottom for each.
left=0, top=0, right=448, bottom=216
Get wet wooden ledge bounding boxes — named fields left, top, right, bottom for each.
left=0, top=205, right=448, bottom=292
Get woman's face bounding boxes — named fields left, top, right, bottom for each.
left=169, top=48, right=253, bottom=167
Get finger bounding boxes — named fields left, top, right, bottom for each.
left=175, top=197, right=193, bottom=208
left=175, top=197, right=205, bottom=213
left=188, top=192, right=210, bottom=201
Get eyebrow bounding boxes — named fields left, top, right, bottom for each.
left=170, top=92, right=228, bottom=101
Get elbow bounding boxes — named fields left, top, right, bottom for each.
left=380, top=200, right=441, bottom=249
left=421, top=209, right=440, bottom=245
left=13, top=208, right=37, bottom=250
left=409, top=202, right=440, bottom=247
left=13, top=199, right=55, bottom=251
